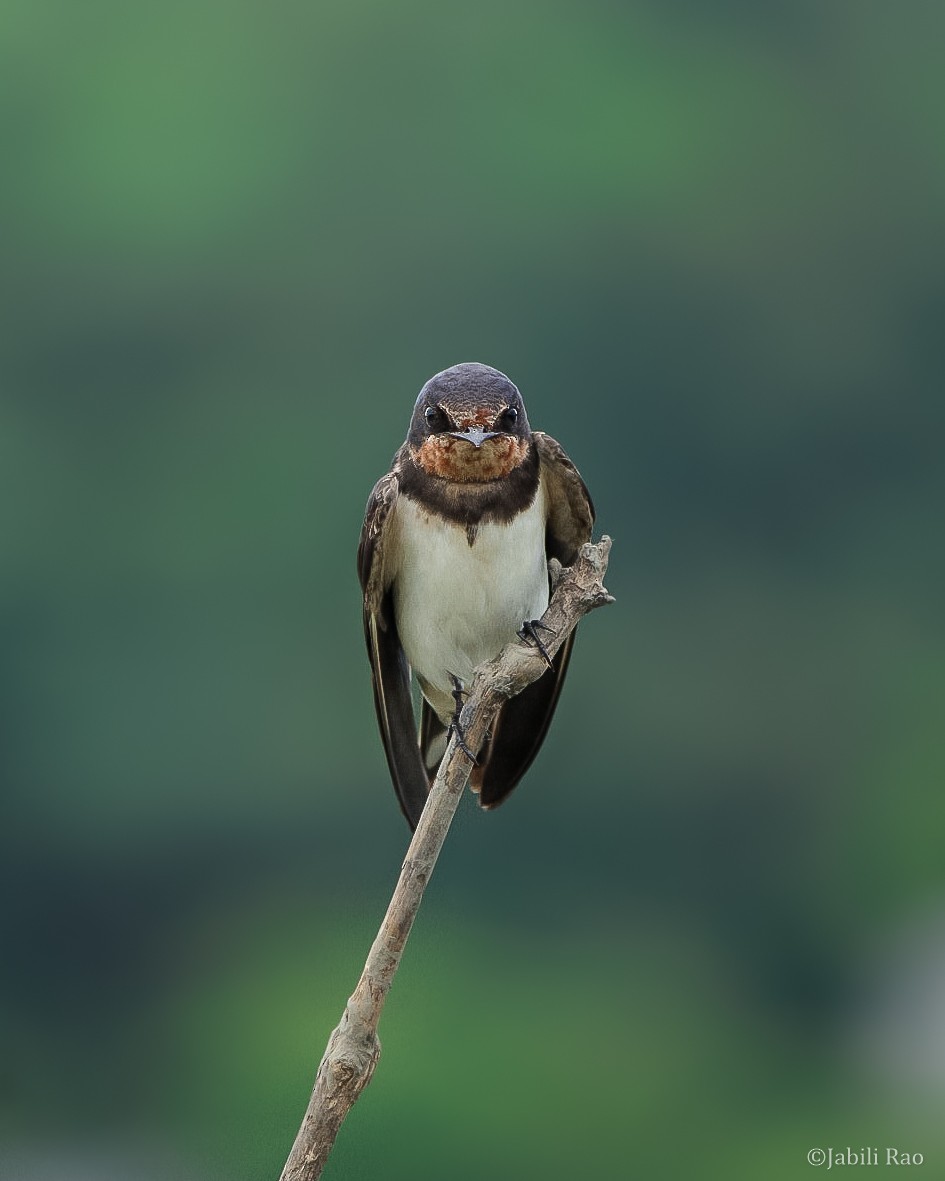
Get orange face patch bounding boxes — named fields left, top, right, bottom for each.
left=413, top=434, right=529, bottom=483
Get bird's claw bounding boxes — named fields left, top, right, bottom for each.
left=449, top=673, right=467, bottom=713
left=447, top=723, right=478, bottom=763
left=517, top=618, right=555, bottom=668
left=447, top=673, right=477, bottom=763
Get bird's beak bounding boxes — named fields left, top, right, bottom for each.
left=448, top=427, right=500, bottom=449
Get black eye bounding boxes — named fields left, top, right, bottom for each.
left=424, top=405, right=440, bottom=428
left=501, top=406, right=519, bottom=427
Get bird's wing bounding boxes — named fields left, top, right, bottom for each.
left=474, top=432, right=595, bottom=810
left=532, top=430, right=595, bottom=565
left=358, top=470, right=431, bottom=829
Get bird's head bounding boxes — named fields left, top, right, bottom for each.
left=407, top=362, right=532, bottom=483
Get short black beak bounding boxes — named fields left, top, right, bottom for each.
left=449, top=427, right=499, bottom=449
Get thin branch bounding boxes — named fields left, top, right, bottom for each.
left=279, top=537, right=614, bottom=1181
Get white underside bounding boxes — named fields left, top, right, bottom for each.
left=389, top=482, right=549, bottom=721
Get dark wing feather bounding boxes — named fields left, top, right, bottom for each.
left=473, top=432, right=594, bottom=811
left=474, top=632, right=576, bottom=809
left=533, top=431, right=595, bottom=564
left=358, top=471, right=430, bottom=829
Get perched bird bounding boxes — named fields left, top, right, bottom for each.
left=358, top=362, right=594, bottom=829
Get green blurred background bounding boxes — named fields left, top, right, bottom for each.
left=3, top=1, right=944, bottom=1177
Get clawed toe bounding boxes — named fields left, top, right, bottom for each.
left=447, top=673, right=477, bottom=763
left=517, top=618, right=555, bottom=668
left=447, top=722, right=478, bottom=763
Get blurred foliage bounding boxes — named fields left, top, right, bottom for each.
left=2, top=1, right=944, bottom=1177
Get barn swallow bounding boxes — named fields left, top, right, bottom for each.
left=357, top=362, right=595, bottom=830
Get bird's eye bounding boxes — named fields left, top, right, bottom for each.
left=501, top=406, right=519, bottom=427
left=424, top=405, right=442, bottom=429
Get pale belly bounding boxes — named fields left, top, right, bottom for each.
left=390, top=486, right=549, bottom=720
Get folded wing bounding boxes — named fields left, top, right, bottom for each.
left=358, top=471, right=431, bottom=829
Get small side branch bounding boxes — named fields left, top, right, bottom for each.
left=279, top=537, right=614, bottom=1181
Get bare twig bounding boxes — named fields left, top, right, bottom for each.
left=279, top=537, right=614, bottom=1181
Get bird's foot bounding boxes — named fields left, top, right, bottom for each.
left=517, top=618, right=555, bottom=669
left=447, top=673, right=477, bottom=763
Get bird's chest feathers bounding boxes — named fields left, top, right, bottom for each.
left=390, top=485, right=549, bottom=690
